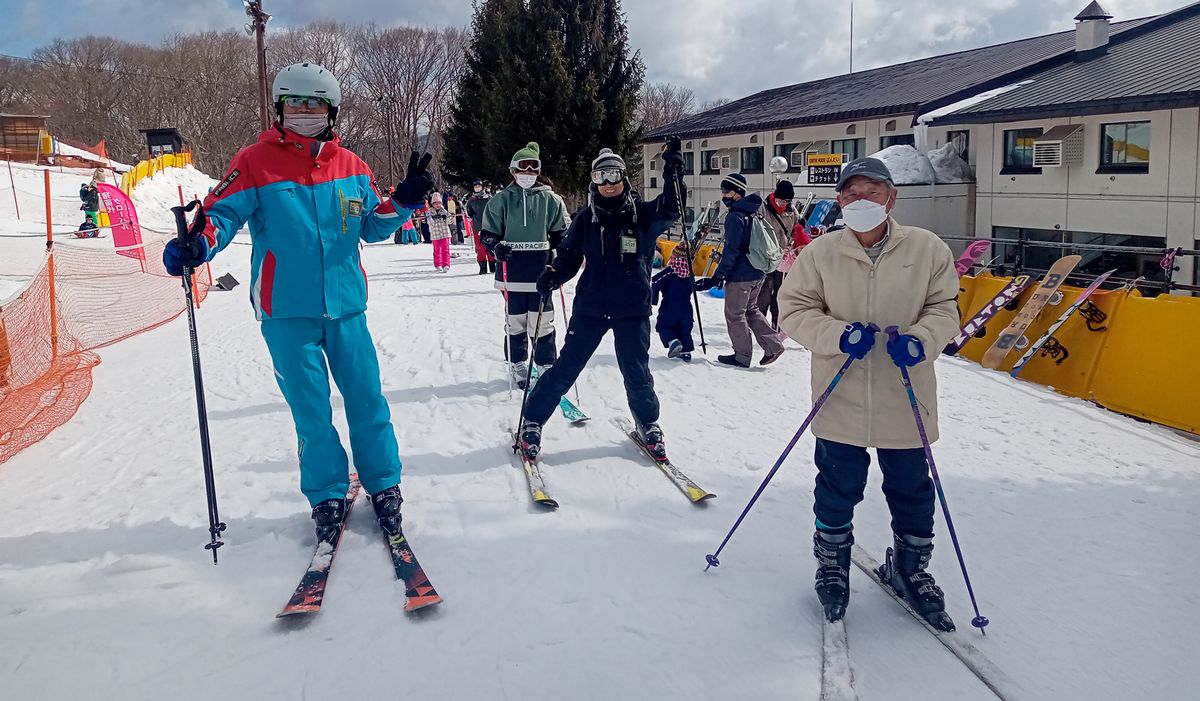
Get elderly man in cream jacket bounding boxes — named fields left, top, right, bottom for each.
left=778, top=157, right=962, bottom=631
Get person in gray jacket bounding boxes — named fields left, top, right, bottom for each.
left=696, top=173, right=785, bottom=368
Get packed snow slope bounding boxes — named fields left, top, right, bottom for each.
left=1, top=227, right=1198, bottom=700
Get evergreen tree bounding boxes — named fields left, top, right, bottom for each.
left=443, top=0, right=645, bottom=200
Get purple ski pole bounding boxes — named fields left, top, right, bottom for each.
left=704, top=324, right=877, bottom=572
left=884, top=325, right=990, bottom=634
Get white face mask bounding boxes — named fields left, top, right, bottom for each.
left=841, top=199, right=890, bottom=232
left=514, top=173, right=538, bottom=189
left=283, top=113, right=329, bottom=138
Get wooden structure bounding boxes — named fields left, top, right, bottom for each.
left=138, top=127, right=185, bottom=158
left=0, top=114, right=50, bottom=162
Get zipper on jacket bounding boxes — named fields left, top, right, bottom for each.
left=522, top=188, right=528, bottom=227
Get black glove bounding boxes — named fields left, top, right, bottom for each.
left=392, top=152, right=434, bottom=208
left=536, top=267, right=559, bottom=299
left=493, top=241, right=513, bottom=262
left=662, top=135, right=684, bottom=170
left=695, top=277, right=724, bottom=292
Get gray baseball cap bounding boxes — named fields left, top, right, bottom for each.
left=835, top=157, right=893, bottom=192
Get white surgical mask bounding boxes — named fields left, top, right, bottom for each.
left=514, top=173, right=538, bottom=189
left=283, top=113, right=329, bottom=138
left=841, top=199, right=889, bottom=232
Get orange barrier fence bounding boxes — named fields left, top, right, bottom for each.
left=956, top=273, right=1200, bottom=435
left=0, top=169, right=210, bottom=465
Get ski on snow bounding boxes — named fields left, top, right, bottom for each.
left=848, top=545, right=1021, bottom=701
left=379, top=524, right=443, bottom=612
left=820, top=616, right=858, bottom=701
left=511, top=430, right=559, bottom=508
left=277, top=477, right=363, bottom=618
left=614, top=418, right=714, bottom=503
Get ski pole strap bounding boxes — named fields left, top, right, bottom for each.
left=171, top=199, right=206, bottom=243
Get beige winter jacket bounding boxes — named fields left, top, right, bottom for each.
left=778, top=218, right=960, bottom=448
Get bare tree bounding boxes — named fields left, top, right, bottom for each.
left=699, top=97, right=732, bottom=112
left=637, top=81, right=695, bottom=131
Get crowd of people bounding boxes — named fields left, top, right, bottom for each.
left=160, top=61, right=965, bottom=631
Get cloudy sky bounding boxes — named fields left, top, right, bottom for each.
left=0, top=0, right=1185, bottom=102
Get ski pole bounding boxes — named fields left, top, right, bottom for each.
left=704, top=327, right=877, bottom=571
left=514, top=295, right=547, bottom=446
left=558, top=285, right=580, bottom=404
left=502, top=261, right=512, bottom=397
left=884, top=325, right=990, bottom=635
left=675, top=181, right=707, bottom=355
left=170, top=200, right=225, bottom=564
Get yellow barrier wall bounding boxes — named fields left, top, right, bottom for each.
left=120, top=152, right=193, bottom=195
left=955, top=274, right=1200, bottom=435
left=657, top=238, right=720, bottom=277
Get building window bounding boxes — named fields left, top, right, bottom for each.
left=720, top=154, right=732, bottom=170
left=741, top=147, right=764, bottom=173
left=831, top=138, right=866, bottom=161
left=701, top=149, right=719, bottom=174
left=1099, top=121, right=1150, bottom=173
left=773, top=143, right=799, bottom=170
left=682, top=151, right=695, bottom=175
left=993, top=226, right=1167, bottom=291
left=1002, top=128, right=1043, bottom=174
left=650, top=177, right=658, bottom=189
left=948, top=130, right=970, bottom=160
left=880, top=134, right=915, bottom=149
left=650, top=159, right=657, bottom=171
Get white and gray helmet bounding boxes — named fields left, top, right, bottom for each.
left=272, top=62, right=342, bottom=122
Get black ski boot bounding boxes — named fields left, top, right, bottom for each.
left=518, top=420, right=543, bottom=461
left=877, top=534, right=955, bottom=632
left=814, top=530, right=853, bottom=622
left=372, top=486, right=403, bottom=537
left=635, top=420, right=667, bottom=461
left=311, top=497, right=347, bottom=542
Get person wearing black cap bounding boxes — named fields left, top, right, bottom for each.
left=758, top=178, right=801, bottom=331
left=696, top=173, right=786, bottom=368
left=776, top=156, right=960, bottom=629
left=515, top=138, right=686, bottom=462
left=465, top=178, right=495, bottom=274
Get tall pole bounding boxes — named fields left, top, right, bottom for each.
left=849, top=1, right=854, bottom=74
left=245, top=1, right=272, bottom=132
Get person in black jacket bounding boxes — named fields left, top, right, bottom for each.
left=517, top=138, right=686, bottom=461
left=696, top=173, right=786, bottom=368
left=651, top=245, right=696, bottom=361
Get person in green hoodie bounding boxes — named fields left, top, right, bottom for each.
left=480, top=142, right=569, bottom=386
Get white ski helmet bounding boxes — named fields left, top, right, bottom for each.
left=272, top=62, right=342, bottom=113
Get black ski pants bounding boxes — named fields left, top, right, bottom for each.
left=524, top=313, right=659, bottom=426
left=813, top=438, right=935, bottom=538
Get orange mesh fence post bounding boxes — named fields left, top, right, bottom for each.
left=6, top=160, right=19, bottom=220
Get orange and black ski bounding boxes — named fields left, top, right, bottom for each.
left=277, top=478, right=362, bottom=618
left=381, top=525, right=443, bottom=612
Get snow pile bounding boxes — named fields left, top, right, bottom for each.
left=54, top=141, right=134, bottom=171
left=129, top=165, right=217, bottom=235
left=870, top=145, right=936, bottom=186
left=927, top=143, right=974, bottom=184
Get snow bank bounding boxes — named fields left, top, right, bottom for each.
left=870, top=145, right=936, bottom=186
left=927, top=143, right=974, bottom=184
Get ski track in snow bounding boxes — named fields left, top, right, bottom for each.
left=2, top=184, right=1199, bottom=699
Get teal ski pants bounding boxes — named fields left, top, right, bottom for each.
left=260, top=312, right=401, bottom=507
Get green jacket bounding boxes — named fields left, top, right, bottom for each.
left=480, top=183, right=568, bottom=291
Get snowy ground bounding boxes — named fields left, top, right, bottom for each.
left=2, top=205, right=1199, bottom=699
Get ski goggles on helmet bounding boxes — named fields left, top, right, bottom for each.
left=590, top=168, right=625, bottom=185
left=510, top=158, right=541, bottom=173
left=281, top=96, right=332, bottom=109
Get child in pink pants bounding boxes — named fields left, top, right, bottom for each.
left=427, top=192, right=453, bottom=272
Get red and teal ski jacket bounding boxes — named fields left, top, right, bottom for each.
left=201, top=127, right=412, bottom=321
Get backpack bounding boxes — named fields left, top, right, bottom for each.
left=747, top=213, right=783, bottom=274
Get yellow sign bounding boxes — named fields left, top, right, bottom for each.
left=806, top=153, right=844, bottom=167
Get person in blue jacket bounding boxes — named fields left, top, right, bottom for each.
left=697, top=173, right=786, bottom=368
left=161, top=62, right=435, bottom=543
left=516, top=138, right=685, bottom=461
left=651, top=244, right=696, bottom=361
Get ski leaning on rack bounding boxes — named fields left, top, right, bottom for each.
left=278, top=478, right=363, bottom=618
left=982, top=254, right=1082, bottom=369
left=614, top=418, right=714, bottom=503
left=954, top=239, right=991, bottom=278
left=944, top=275, right=1034, bottom=356
left=849, top=545, right=1021, bottom=701
left=378, top=523, right=443, bottom=612
left=510, top=430, right=559, bottom=508
left=1009, top=269, right=1116, bottom=378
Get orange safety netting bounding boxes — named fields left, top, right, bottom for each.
left=0, top=236, right=211, bottom=465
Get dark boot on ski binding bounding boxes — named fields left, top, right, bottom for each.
left=518, top=420, right=543, bottom=461
left=371, top=486, right=404, bottom=536
left=877, top=534, right=955, bottom=632
left=814, top=531, right=853, bottom=622
left=635, top=421, right=667, bottom=461
left=311, top=497, right=347, bottom=543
